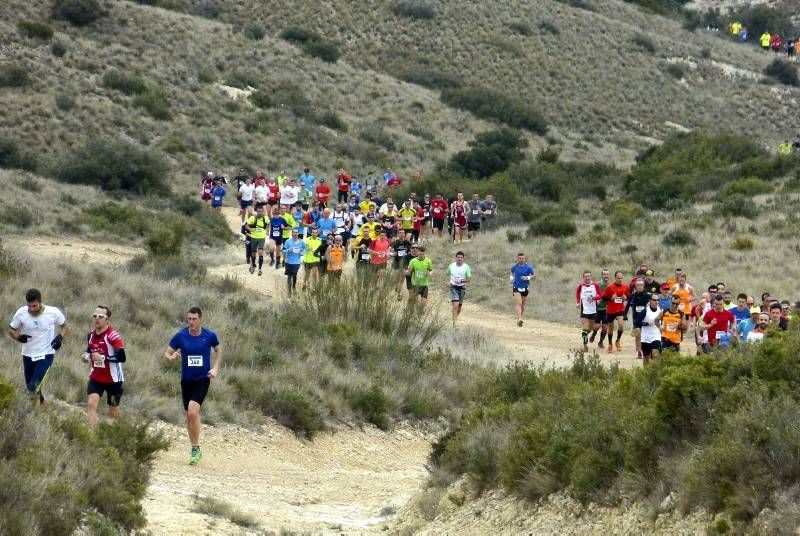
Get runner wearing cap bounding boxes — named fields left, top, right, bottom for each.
left=576, top=271, right=602, bottom=352
left=737, top=306, right=761, bottom=341
left=657, top=283, right=672, bottom=311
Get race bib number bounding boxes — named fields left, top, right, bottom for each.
left=433, top=208, right=442, bottom=214
left=415, top=271, right=426, bottom=279
left=272, top=231, right=280, bottom=237
left=715, top=331, right=723, bottom=340
left=292, top=248, right=300, bottom=254
left=472, top=210, right=479, bottom=215
left=484, top=210, right=492, bottom=215
left=187, top=355, right=203, bottom=367
left=423, top=211, right=429, bottom=217
left=635, top=306, right=644, bottom=312
left=666, top=324, right=677, bottom=332
left=614, top=297, right=623, bottom=304
left=361, top=253, right=370, bottom=260
left=403, top=216, right=412, bottom=221
left=213, top=196, right=221, bottom=202
left=397, top=251, right=406, bottom=257
left=515, top=287, right=527, bottom=293
left=30, top=354, right=47, bottom=362
left=92, top=355, right=106, bottom=368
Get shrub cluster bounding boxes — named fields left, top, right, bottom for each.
left=433, top=331, right=800, bottom=526
left=765, top=59, right=799, bottom=87
left=0, top=64, right=30, bottom=88
left=507, top=158, right=617, bottom=202
left=391, top=1, right=436, bottom=20
left=17, top=20, right=54, bottom=40
left=278, top=26, right=341, bottom=63
left=52, top=0, right=103, bottom=26
left=243, top=21, right=266, bottom=41
left=0, top=137, right=37, bottom=171
left=440, top=87, right=548, bottom=135
left=446, top=128, right=528, bottom=179
left=103, top=70, right=171, bottom=119
left=528, top=211, right=577, bottom=238
left=397, top=65, right=462, bottom=90
left=55, top=139, right=170, bottom=195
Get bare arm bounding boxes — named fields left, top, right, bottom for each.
left=209, top=345, right=222, bottom=379
left=164, top=346, right=180, bottom=361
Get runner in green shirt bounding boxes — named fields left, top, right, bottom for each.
left=302, top=227, right=322, bottom=291
left=406, top=246, right=434, bottom=304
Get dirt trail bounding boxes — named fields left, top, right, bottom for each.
left=6, top=212, right=693, bottom=532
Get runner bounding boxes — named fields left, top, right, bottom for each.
left=510, top=253, right=536, bottom=327
left=291, top=202, right=306, bottom=239
left=699, top=294, right=736, bottom=352
left=390, top=229, right=413, bottom=295
left=746, top=312, right=770, bottom=343
left=336, top=168, right=352, bottom=204
left=82, top=305, right=125, bottom=427
left=730, top=293, right=751, bottom=323
left=659, top=294, right=687, bottom=354
left=280, top=177, right=301, bottom=209
left=406, top=246, right=434, bottom=304
left=164, top=307, right=222, bottom=466
left=269, top=206, right=288, bottom=268
left=315, top=178, right=331, bottom=209
left=664, top=267, right=683, bottom=290
left=737, top=306, right=761, bottom=341
left=282, top=228, right=306, bottom=294
left=210, top=180, right=225, bottom=213
left=670, top=273, right=695, bottom=317
left=467, top=192, right=483, bottom=239
left=642, top=269, right=660, bottom=295
left=316, top=207, right=337, bottom=242
left=266, top=176, right=280, bottom=207
left=200, top=172, right=214, bottom=206
left=369, top=230, right=391, bottom=270
left=380, top=200, right=399, bottom=238
left=240, top=220, right=252, bottom=266
left=412, top=200, right=424, bottom=243
left=420, top=194, right=432, bottom=238
left=430, top=193, right=448, bottom=238
left=640, top=294, right=662, bottom=365
left=325, top=235, right=346, bottom=279
left=625, top=278, right=651, bottom=359
left=480, top=194, right=497, bottom=229
left=657, top=283, right=672, bottom=311
left=238, top=177, right=255, bottom=223
left=332, top=203, right=351, bottom=248
left=253, top=176, right=269, bottom=210
left=575, top=271, right=601, bottom=352
left=590, top=269, right=611, bottom=348
left=601, top=271, right=629, bottom=353
left=233, top=167, right=249, bottom=190
left=7, top=288, right=68, bottom=405
left=353, top=226, right=373, bottom=272
left=450, top=192, right=468, bottom=244
left=246, top=205, right=268, bottom=275
left=447, top=251, right=472, bottom=324
left=398, top=200, right=417, bottom=239
left=299, top=166, right=315, bottom=194
left=301, top=227, right=322, bottom=290
left=365, top=172, right=380, bottom=197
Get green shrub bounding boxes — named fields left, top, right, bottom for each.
left=55, top=93, right=75, bottom=111
left=447, top=128, right=528, bottom=179
left=398, top=65, right=462, bottom=89
left=359, top=122, right=396, bottom=151
left=257, top=387, right=323, bottom=438
left=225, top=70, right=260, bottom=89
left=632, top=33, right=656, bottom=53
left=714, top=194, right=759, bottom=219
left=55, top=139, right=170, bottom=195
left=607, top=200, right=644, bottom=230
left=765, top=59, right=799, bottom=87
left=664, top=62, right=687, bottom=79
left=538, top=20, right=560, bottom=34
left=0, top=206, right=35, bottom=228
left=78, top=202, right=153, bottom=237
left=17, top=20, right=54, bottom=40
left=0, top=64, right=30, bottom=88
left=301, top=40, right=341, bottom=63
left=318, top=110, right=347, bottom=131
left=506, top=229, right=524, bottom=242
left=279, top=26, right=318, bottom=44
left=662, top=229, right=697, bottom=247
left=722, top=176, right=774, bottom=196
left=192, top=0, right=222, bottom=19
left=132, top=89, right=172, bottom=120
left=349, top=385, right=391, bottom=430
left=243, top=21, right=266, bottom=41
left=508, top=21, right=533, bottom=35
left=0, top=137, right=37, bottom=171
left=102, top=70, right=147, bottom=95
left=528, top=211, right=577, bottom=237
left=391, top=1, right=436, bottom=19
left=440, top=87, right=548, bottom=135
left=731, top=235, right=754, bottom=251
left=52, top=0, right=103, bottom=26
left=145, top=219, right=187, bottom=257
left=51, top=40, right=67, bottom=57
left=191, top=496, right=259, bottom=528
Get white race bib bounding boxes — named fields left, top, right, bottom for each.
left=397, top=251, right=406, bottom=257
left=415, top=271, right=426, bottom=279
left=92, top=355, right=106, bottom=368
left=30, top=354, right=47, bottom=362
left=272, top=231, right=280, bottom=237
left=423, top=211, right=429, bottom=217
left=292, top=248, right=300, bottom=254
left=472, top=210, right=479, bottom=215
left=614, top=297, right=623, bottom=304
left=188, top=355, right=203, bottom=367
left=361, top=253, right=370, bottom=260
left=515, top=287, right=527, bottom=293
left=433, top=208, right=442, bottom=214
left=213, top=196, right=221, bottom=202
left=635, top=306, right=644, bottom=312
left=666, top=324, right=677, bottom=332
left=715, top=331, right=723, bottom=340
left=403, top=216, right=412, bottom=221
left=484, top=210, right=492, bottom=215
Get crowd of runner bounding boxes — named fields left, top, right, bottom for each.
left=576, top=265, right=796, bottom=364
left=724, top=21, right=798, bottom=59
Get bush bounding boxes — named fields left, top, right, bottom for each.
left=398, top=65, right=462, bottom=90
left=51, top=40, right=67, bottom=57
left=278, top=26, right=318, bottom=44
left=632, top=33, right=657, bottom=53
left=506, top=229, right=525, bottom=243
left=257, top=387, right=324, bottom=438
left=391, top=1, right=436, bottom=19
left=224, top=70, right=260, bottom=90
left=731, top=235, right=754, bottom=251
left=349, top=385, right=391, bottom=430
left=132, top=90, right=171, bottom=120
left=192, top=0, right=222, bottom=19
left=55, top=139, right=170, bottom=195
left=102, top=70, right=147, bottom=95
left=714, top=194, right=759, bottom=219
left=145, top=219, right=187, bottom=257
left=447, top=128, right=528, bottom=179
left=607, top=200, right=644, bottom=230
left=17, top=20, right=54, bottom=40
left=440, top=87, right=548, bottom=135
left=243, top=21, right=266, bottom=41
left=301, top=40, right=341, bottom=63
left=538, top=20, right=560, bottom=34
left=722, top=176, right=773, bottom=196
left=0, top=206, right=35, bottom=228
left=0, top=137, right=37, bottom=171
left=508, top=21, right=533, bottom=35
left=318, top=110, right=347, bottom=131
left=52, top=0, right=103, bottom=26
left=0, top=64, right=30, bottom=88
left=528, top=211, right=577, bottom=237
left=662, top=229, right=697, bottom=247
left=664, top=63, right=687, bottom=79
left=55, top=93, right=75, bottom=111
left=765, top=59, right=799, bottom=87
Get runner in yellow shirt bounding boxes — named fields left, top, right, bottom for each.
left=398, top=200, right=417, bottom=234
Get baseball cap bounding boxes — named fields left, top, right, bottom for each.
left=645, top=269, right=654, bottom=276
left=660, top=283, right=670, bottom=290
left=750, top=306, right=761, bottom=315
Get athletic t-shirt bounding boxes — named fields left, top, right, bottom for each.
left=479, top=200, right=497, bottom=217
left=511, top=263, right=535, bottom=290
left=576, top=282, right=602, bottom=315
left=370, top=239, right=390, bottom=265
left=641, top=306, right=661, bottom=343
left=467, top=200, right=482, bottom=222
left=354, top=236, right=372, bottom=262
left=747, top=329, right=765, bottom=343
left=282, top=238, right=306, bottom=265
left=731, top=307, right=751, bottom=323
left=409, top=257, right=433, bottom=287
left=597, top=282, right=609, bottom=311
left=269, top=217, right=286, bottom=239
left=398, top=208, right=417, bottom=230
left=602, top=283, right=630, bottom=315
left=239, top=183, right=255, bottom=202
left=448, top=262, right=471, bottom=286
left=168, top=327, right=219, bottom=381
left=703, top=308, right=735, bottom=346
left=327, top=246, right=345, bottom=271
left=303, top=236, right=322, bottom=263
left=211, top=186, right=226, bottom=207
left=254, top=185, right=268, bottom=203
left=9, top=305, right=67, bottom=358
left=661, top=310, right=684, bottom=344
left=247, top=216, right=268, bottom=240
left=391, top=239, right=412, bottom=268
left=87, top=327, right=125, bottom=383
left=430, top=199, right=448, bottom=219
left=280, top=185, right=300, bottom=206
left=317, top=217, right=336, bottom=239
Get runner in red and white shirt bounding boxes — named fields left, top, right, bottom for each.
left=315, top=178, right=332, bottom=209
left=430, top=193, right=449, bottom=238
left=699, top=294, right=736, bottom=352
left=450, top=192, right=468, bottom=244
left=576, top=271, right=602, bottom=352
left=200, top=172, right=214, bottom=206
left=82, top=305, right=126, bottom=427
left=601, top=271, right=630, bottom=353
left=336, top=169, right=352, bottom=204
left=266, top=177, right=280, bottom=206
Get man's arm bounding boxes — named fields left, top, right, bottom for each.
left=209, top=345, right=222, bottom=379
left=164, top=346, right=180, bottom=361
left=7, top=327, right=26, bottom=343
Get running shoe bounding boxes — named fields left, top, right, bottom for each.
left=597, top=340, right=604, bottom=349
left=249, top=265, right=255, bottom=274
left=269, top=259, right=275, bottom=267
left=258, top=269, right=262, bottom=276
left=583, top=345, right=589, bottom=352
left=189, top=446, right=202, bottom=465
left=607, top=344, right=613, bottom=353
left=517, top=320, right=523, bottom=327
left=589, top=332, right=596, bottom=343
left=615, top=341, right=622, bottom=352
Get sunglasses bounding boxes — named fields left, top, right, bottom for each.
left=92, top=314, right=107, bottom=319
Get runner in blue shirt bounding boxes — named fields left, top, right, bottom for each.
left=210, top=182, right=226, bottom=212
left=291, top=203, right=305, bottom=239
left=282, top=229, right=307, bottom=294
left=350, top=179, right=362, bottom=202
left=164, top=307, right=222, bottom=465
left=268, top=206, right=287, bottom=268
left=316, top=208, right=337, bottom=239
left=299, top=167, right=315, bottom=191
left=510, top=253, right=536, bottom=327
